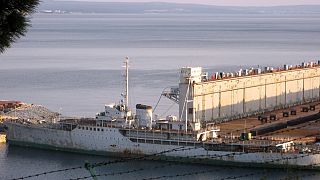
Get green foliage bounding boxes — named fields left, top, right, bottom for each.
left=0, top=0, right=39, bottom=53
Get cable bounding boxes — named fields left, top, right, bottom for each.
left=221, top=154, right=320, bottom=180
left=280, top=171, right=320, bottom=180
left=153, top=95, right=162, bottom=113
left=69, top=151, right=250, bottom=180
left=9, top=146, right=197, bottom=180
left=91, top=146, right=198, bottom=168
left=9, top=125, right=320, bottom=180
left=141, top=170, right=210, bottom=180
left=153, top=86, right=173, bottom=113
left=11, top=145, right=320, bottom=180
left=159, top=102, right=176, bottom=117
left=9, top=166, right=83, bottom=180
left=134, top=149, right=320, bottom=180
left=219, top=170, right=268, bottom=180
left=69, top=162, right=173, bottom=180
left=137, top=153, right=315, bottom=180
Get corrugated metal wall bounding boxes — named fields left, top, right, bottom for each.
left=192, top=67, right=320, bottom=122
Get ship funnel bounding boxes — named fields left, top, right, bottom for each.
left=136, top=104, right=153, bottom=129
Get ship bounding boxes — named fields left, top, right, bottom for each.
left=4, top=58, right=320, bottom=169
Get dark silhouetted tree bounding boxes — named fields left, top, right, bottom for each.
left=0, top=0, right=39, bottom=53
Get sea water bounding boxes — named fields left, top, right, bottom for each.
left=1, top=13, right=320, bottom=179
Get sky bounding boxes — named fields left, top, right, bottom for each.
left=64, top=0, right=320, bottom=6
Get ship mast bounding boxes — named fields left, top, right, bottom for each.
left=124, top=57, right=129, bottom=117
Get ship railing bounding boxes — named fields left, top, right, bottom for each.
left=122, top=127, right=197, bottom=135
left=129, top=137, right=203, bottom=147
left=124, top=130, right=291, bottom=153
left=124, top=127, right=204, bottom=147
left=127, top=129, right=319, bottom=154
left=126, top=129, right=196, bottom=140
left=294, top=144, right=320, bottom=154
left=204, top=140, right=301, bottom=154
left=7, top=118, right=38, bottom=126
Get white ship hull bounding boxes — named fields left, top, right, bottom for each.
left=5, top=121, right=320, bottom=169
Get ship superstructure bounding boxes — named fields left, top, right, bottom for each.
left=4, top=59, right=320, bottom=169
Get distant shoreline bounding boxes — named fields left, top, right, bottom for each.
left=34, top=12, right=320, bottom=16
left=37, top=2, right=320, bottom=15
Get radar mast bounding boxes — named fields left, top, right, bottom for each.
left=124, top=57, right=129, bottom=120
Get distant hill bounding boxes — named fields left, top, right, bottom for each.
left=38, top=1, right=320, bottom=14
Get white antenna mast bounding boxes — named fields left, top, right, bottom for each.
left=124, top=56, right=129, bottom=112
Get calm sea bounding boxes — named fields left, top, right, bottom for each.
left=1, top=13, right=320, bottom=179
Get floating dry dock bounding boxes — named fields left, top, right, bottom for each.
left=180, top=63, right=320, bottom=124
left=4, top=60, right=320, bottom=169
